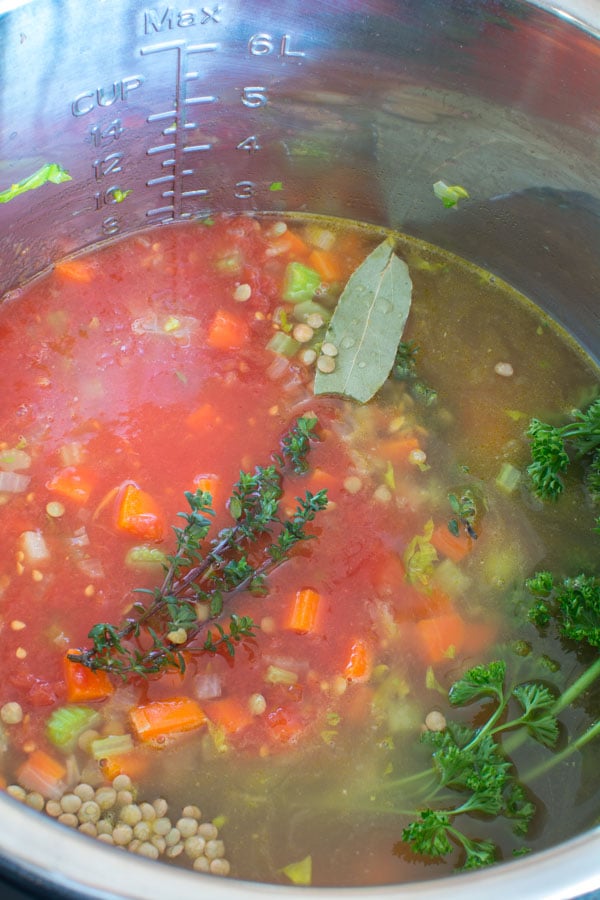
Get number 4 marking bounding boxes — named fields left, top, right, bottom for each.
left=237, top=135, right=261, bottom=153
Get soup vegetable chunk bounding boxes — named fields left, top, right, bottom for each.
left=0, top=214, right=598, bottom=886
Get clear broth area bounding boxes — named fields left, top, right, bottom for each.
left=0, top=214, right=598, bottom=887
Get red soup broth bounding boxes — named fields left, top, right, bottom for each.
left=0, top=214, right=598, bottom=886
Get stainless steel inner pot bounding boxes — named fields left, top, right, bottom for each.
left=1, top=1, right=599, bottom=897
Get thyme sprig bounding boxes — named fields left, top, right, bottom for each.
left=69, top=418, right=327, bottom=678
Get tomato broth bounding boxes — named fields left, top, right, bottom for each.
left=0, top=214, right=598, bottom=886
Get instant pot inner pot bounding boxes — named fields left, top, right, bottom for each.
left=0, top=1, right=599, bottom=898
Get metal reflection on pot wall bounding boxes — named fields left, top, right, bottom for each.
left=0, top=2, right=600, bottom=899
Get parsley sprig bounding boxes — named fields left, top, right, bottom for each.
left=69, top=418, right=327, bottom=678
left=527, top=397, right=600, bottom=506
left=400, top=660, right=555, bottom=869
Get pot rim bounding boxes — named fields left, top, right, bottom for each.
left=0, top=791, right=599, bottom=900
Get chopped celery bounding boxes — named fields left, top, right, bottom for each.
left=125, top=544, right=168, bottom=571
left=282, top=262, right=321, bottom=303
left=47, top=705, right=102, bottom=752
left=91, top=733, right=134, bottom=760
left=291, top=300, right=330, bottom=324
left=495, top=462, right=521, bottom=494
left=265, top=665, right=298, bottom=685
left=303, top=224, right=336, bottom=251
left=266, top=332, right=300, bottom=357
left=281, top=855, right=312, bottom=886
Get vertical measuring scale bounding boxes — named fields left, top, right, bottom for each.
left=70, top=10, right=308, bottom=242
left=142, top=39, right=219, bottom=222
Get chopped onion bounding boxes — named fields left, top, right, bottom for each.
left=0, top=471, right=31, bottom=493
left=0, top=448, right=31, bottom=472
left=193, top=673, right=223, bottom=700
left=67, top=527, right=90, bottom=549
left=19, top=530, right=50, bottom=565
left=76, top=556, right=105, bottom=579
left=266, top=354, right=290, bottom=381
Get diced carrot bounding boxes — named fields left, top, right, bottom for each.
left=431, top=523, right=474, bottom=562
left=415, top=612, right=467, bottom=664
left=269, top=229, right=310, bottom=260
left=64, top=653, right=114, bottom=703
left=16, top=749, right=67, bottom=800
left=46, top=465, right=97, bottom=505
left=129, top=696, right=206, bottom=742
left=378, top=436, right=421, bottom=465
left=204, top=697, right=254, bottom=735
left=192, top=473, right=221, bottom=507
left=287, top=588, right=321, bottom=634
left=343, top=638, right=373, bottom=683
left=185, top=403, right=221, bottom=434
left=115, top=482, right=164, bottom=542
left=308, top=248, right=343, bottom=282
left=100, top=751, right=150, bottom=783
left=207, top=309, right=250, bottom=350
left=54, top=259, right=93, bottom=283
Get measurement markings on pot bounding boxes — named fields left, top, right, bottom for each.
left=141, top=40, right=219, bottom=221
left=139, top=33, right=305, bottom=221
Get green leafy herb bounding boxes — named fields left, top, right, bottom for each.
left=448, top=489, right=479, bottom=539
left=0, top=163, right=71, bottom=204
left=269, top=181, right=284, bottom=192
left=400, top=659, right=557, bottom=867
left=392, top=341, right=438, bottom=406
left=527, top=571, right=600, bottom=648
left=277, top=415, right=319, bottom=474
left=314, top=239, right=413, bottom=403
left=433, top=181, right=470, bottom=208
left=527, top=397, right=600, bottom=503
left=68, top=420, right=327, bottom=678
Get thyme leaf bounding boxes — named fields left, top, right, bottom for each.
left=68, top=419, right=327, bottom=679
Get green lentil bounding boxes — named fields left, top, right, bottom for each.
left=184, top=835, right=206, bottom=860
left=198, top=822, right=218, bottom=841
left=205, top=838, right=225, bottom=860
left=133, top=821, right=153, bottom=842
left=210, top=858, right=231, bottom=876
left=182, top=805, right=201, bottom=819
left=45, top=800, right=62, bottom=818
left=74, top=783, right=95, bottom=802
left=152, top=816, right=172, bottom=836
left=113, top=824, right=134, bottom=846
left=138, top=841, right=159, bottom=859
left=25, top=792, right=45, bottom=812
left=112, top=774, right=132, bottom=792
left=176, top=817, right=198, bottom=838
left=58, top=812, right=79, bottom=828
left=79, top=800, right=101, bottom=824
left=7, top=785, right=26, bottom=802
left=60, top=793, right=82, bottom=815
left=1, top=701, right=23, bottom=724
left=120, top=803, right=142, bottom=826
left=94, top=787, right=117, bottom=810
left=97, top=833, right=114, bottom=845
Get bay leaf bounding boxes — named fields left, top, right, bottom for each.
left=314, top=239, right=412, bottom=403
